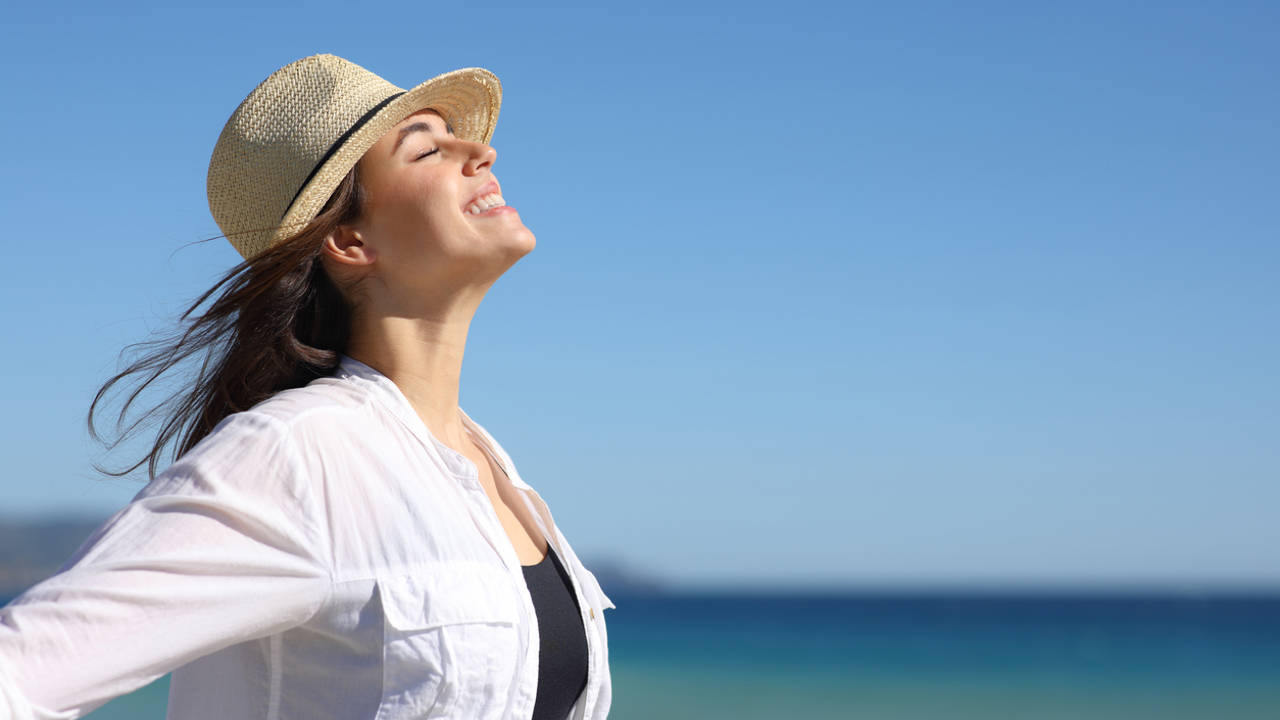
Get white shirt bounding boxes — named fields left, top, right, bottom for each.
left=0, top=356, right=616, bottom=720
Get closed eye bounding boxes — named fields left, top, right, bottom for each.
left=416, top=148, right=440, bottom=161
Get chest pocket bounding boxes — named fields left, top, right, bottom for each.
left=375, top=562, right=522, bottom=720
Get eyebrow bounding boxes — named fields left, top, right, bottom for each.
left=391, top=118, right=456, bottom=154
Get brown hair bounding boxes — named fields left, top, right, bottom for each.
left=88, top=166, right=366, bottom=481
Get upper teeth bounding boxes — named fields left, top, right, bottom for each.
left=466, top=192, right=505, bottom=215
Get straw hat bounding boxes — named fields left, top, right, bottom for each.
left=207, top=54, right=501, bottom=260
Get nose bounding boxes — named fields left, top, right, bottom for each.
left=462, top=140, right=497, bottom=176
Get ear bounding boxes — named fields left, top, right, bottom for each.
left=322, top=224, right=376, bottom=267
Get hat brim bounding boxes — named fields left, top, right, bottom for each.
left=272, top=66, right=501, bottom=250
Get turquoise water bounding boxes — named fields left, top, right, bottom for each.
left=2, top=592, right=1274, bottom=719
left=605, top=592, right=1280, bottom=719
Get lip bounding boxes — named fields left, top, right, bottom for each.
left=470, top=205, right=517, bottom=218
left=463, top=180, right=501, bottom=212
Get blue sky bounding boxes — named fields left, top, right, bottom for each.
left=1, top=1, right=1276, bottom=590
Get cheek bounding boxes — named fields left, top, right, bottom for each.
left=385, top=178, right=454, bottom=225
left=361, top=171, right=461, bottom=252
left=368, top=189, right=430, bottom=236
left=376, top=199, right=463, bottom=264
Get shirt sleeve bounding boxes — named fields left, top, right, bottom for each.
left=0, top=411, right=333, bottom=720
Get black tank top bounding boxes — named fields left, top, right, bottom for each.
left=521, top=545, right=589, bottom=720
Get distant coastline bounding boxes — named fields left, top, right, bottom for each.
left=3, top=515, right=1278, bottom=601
left=0, top=516, right=103, bottom=598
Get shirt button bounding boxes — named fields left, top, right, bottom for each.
left=589, top=608, right=595, bottom=620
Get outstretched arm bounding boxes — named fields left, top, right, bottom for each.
left=0, top=411, right=332, bottom=720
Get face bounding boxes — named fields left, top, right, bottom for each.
left=328, top=109, right=535, bottom=308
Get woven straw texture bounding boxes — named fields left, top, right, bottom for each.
left=207, top=54, right=501, bottom=260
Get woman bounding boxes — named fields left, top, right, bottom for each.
left=0, top=54, right=614, bottom=720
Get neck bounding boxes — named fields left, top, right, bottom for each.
left=345, top=304, right=479, bottom=453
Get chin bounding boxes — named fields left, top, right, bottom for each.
left=485, top=230, right=535, bottom=278
left=509, top=227, right=537, bottom=256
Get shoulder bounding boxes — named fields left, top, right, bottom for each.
left=244, top=374, right=375, bottom=430
left=163, top=374, right=379, bottom=483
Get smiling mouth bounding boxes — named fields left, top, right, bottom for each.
left=465, top=191, right=507, bottom=215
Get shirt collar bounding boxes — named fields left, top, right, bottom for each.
left=334, top=354, right=532, bottom=491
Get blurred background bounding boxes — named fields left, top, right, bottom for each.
left=2, top=1, right=1277, bottom=718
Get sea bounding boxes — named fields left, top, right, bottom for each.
left=3, top=590, right=1277, bottom=719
